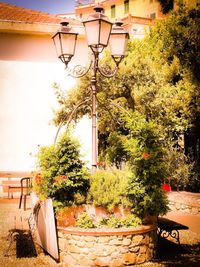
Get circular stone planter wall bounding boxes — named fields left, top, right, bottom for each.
left=57, top=225, right=157, bottom=267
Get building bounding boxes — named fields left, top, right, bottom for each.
left=75, top=0, right=165, bottom=38
left=75, top=0, right=199, bottom=38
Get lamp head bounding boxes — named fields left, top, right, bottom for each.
left=109, top=20, right=129, bottom=65
left=83, top=5, right=113, bottom=53
left=52, top=20, right=78, bottom=67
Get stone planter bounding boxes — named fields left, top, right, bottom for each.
left=57, top=225, right=157, bottom=267
left=56, top=205, right=157, bottom=267
left=56, top=204, right=131, bottom=228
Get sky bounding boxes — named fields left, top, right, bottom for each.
left=2, top=0, right=76, bottom=14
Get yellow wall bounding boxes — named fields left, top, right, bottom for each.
left=92, top=0, right=198, bottom=20
left=93, top=0, right=163, bottom=20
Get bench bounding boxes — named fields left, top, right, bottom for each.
left=2, top=180, right=21, bottom=198
left=157, top=217, right=189, bottom=245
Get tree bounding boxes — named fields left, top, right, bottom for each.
left=53, top=5, right=200, bottom=191
left=33, top=130, right=90, bottom=209
left=147, top=5, right=200, bottom=190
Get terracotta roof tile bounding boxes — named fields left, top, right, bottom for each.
left=0, top=2, right=66, bottom=24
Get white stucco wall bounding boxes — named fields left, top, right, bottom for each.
left=0, top=28, right=94, bottom=172
left=0, top=59, right=91, bottom=171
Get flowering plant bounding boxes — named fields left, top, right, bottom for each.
left=122, top=111, right=169, bottom=217
left=53, top=175, right=68, bottom=184
left=142, top=152, right=150, bottom=160
left=32, top=130, right=90, bottom=209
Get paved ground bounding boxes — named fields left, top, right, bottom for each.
left=0, top=197, right=200, bottom=266
left=165, top=211, right=200, bottom=234
left=0, top=200, right=58, bottom=266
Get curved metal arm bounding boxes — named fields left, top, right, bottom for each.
left=66, top=60, right=93, bottom=78
left=96, top=55, right=124, bottom=78
left=54, top=98, right=91, bottom=144
left=97, top=64, right=119, bottom=78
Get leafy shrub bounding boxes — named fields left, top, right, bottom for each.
left=76, top=213, right=142, bottom=229
left=120, top=214, right=142, bottom=228
left=87, top=167, right=132, bottom=211
left=123, top=112, right=169, bottom=217
left=32, top=130, right=89, bottom=209
left=98, top=214, right=142, bottom=228
left=75, top=212, right=94, bottom=228
left=165, top=146, right=193, bottom=190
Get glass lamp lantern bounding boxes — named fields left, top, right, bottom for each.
left=52, top=21, right=78, bottom=67
left=83, top=5, right=113, bottom=53
left=109, top=21, right=129, bottom=64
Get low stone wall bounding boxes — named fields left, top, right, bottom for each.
left=167, top=191, right=200, bottom=215
left=58, top=225, right=157, bottom=267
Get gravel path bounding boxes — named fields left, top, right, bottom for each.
left=0, top=203, right=58, bottom=267
left=0, top=202, right=200, bottom=266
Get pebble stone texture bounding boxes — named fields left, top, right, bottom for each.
left=58, top=226, right=157, bottom=267
left=167, top=191, right=200, bottom=215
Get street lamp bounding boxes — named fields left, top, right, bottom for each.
left=52, top=5, right=129, bottom=172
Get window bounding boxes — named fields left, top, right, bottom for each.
left=124, top=0, right=129, bottom=14
left=150, top=12, right=156, bottom=19
left=111, top=5, right=116, bottom=18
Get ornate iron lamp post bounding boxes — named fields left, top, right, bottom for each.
left=52, top=6, right=129, bottom=172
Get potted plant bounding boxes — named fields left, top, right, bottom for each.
left=32, top=129, right=90, bottom=210
left=31, top=112, right=169, bottom=266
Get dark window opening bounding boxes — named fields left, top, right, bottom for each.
left=150, top=12, right=156, bottom=19
left=124, top=0, right=129, bottom=14
left=111, top=5, right=116, bottom=18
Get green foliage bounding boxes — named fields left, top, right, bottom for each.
left=98, top=214, right=142, bottom=228
left=88, top=151, right=168, bottom=217
left=122, top=112, right=169, bottom=217
left=101, top=132, right=128, bottom=168
left=51, top=5, right=200, bottom=206
left=120, top=214, right=142, bottom=228
left=165, top=146, right=193, bottom=190
left=148, top=6, right=200, bottom=82
left=52, top=6, right=199, bottom=160
left=87, top=168, right=132, bottom=211
left=33, top=130, right=90, bottom=208
left=75, top=212, right=94, bottom=228
left=146, top=5, right=200, bottom=190
left=76, top=212, right=142, bottom=229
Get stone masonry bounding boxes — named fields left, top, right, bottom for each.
left=57, top=226, right=157, bottom=267
left=167, top=191, right=200, bottom=215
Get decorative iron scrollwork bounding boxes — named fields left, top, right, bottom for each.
left=66, top=60, right=93, bottom=78
left=157, top=227, right=180, bottom=245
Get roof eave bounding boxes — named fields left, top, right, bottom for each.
left=0, top=20, right=86, bottom=36
left=0, top=20, right=60, bottom=35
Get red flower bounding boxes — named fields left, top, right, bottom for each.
left=142, top=152, right=150, bottom=160
left=35, top=173, right=42, bottom=183
left=54, top=175, right=67, bottom=184
left=97, top=162, right=106, bottom=166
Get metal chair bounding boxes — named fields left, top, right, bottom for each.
left=19, top=177, right=32, bottom=210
